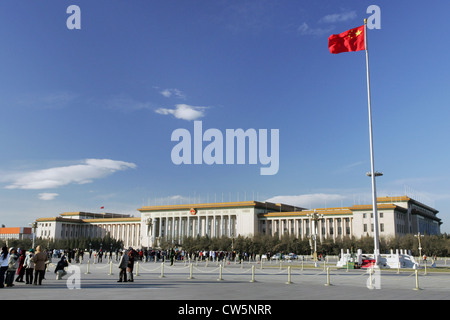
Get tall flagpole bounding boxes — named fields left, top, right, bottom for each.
left=364, top=19, right=380, bottom=266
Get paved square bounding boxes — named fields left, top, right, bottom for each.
left=2, top=259, right=449, bottom=301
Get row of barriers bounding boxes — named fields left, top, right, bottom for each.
left=47, top=258, right=442, bottom=291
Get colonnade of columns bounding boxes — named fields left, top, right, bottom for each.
left=260, top=217, right=353, bottom=240
left=149, top=215, right=237, bottom=244
left=60, top=222, right=141, bottom=249
left=103, top=223, right=141, bottom=248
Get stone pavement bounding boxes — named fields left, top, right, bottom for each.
left=2, top=259, right=449, bottom=301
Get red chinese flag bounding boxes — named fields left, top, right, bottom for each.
left=100, top=206, right=104, bottom=209
left=328, top=25, right=365, bottom=54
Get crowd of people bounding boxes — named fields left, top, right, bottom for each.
left=0, top=245, right=49, bottom=288
left=0, top=245, right=143, bottom=288
left=0, top=244, right=270, bottom=288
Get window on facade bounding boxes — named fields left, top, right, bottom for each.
left=380, top=223, right=384, bottom=232
left=364, top=224, right=367, bottom=232
left=363, top=213, right=366, bottom=218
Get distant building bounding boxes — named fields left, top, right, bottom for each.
left=35, top=212, right=141, bottom=248
left=140, top=195, right=442, bottom=248
left=0, top=227, right=33, bottom=241
left=32, top=195, right=442, bottom=249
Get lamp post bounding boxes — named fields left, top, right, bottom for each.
left=307, top=210, right=324, bottom=267
left=366, top=171, right=383, bottom=267
left=146, top=218, right=153, bottom=248
left=415, top=232, right=424, bottom=265
left=29, top=222, right=37, bottom=249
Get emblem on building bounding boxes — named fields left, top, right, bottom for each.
left=190, top=208, right=197, bottom=215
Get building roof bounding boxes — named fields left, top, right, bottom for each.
left=36, top=217, right=85, bottom=223
left=35, top=216, right=140, bottom=224
left=349, top=203, right=408, bottom=212
left=138, top=201, right=306, bottom=213
left=60, top=212, right=131, bottom=219
left=259, top=207, right=353, bottom=218
left=0, top=227, right=32, bottom=234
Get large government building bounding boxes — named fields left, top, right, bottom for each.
left=34, top=195, right=442, bottom=249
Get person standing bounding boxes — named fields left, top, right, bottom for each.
left=32, top=245, right=48, bottom=285
left=15, top=250, right=26, bottom=283
left=5, top=248, right=19, bottom=287
left=117, top=249, right=129, bottom=282
left=169, top=248, right=175, bottom=266
left=127, top=248, right=135, bottom=282
left=0, top=246, right=10, bottom=288
left=24, top=249, right=35, bottom=284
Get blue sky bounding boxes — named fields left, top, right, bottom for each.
left=1, top=0, right=449, bottom=233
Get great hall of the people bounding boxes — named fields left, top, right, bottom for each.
left=34, top=195, right=442, bottom=249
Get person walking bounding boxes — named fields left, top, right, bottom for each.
left=117, top=248, right=129, bottom=282
left=5, top=248, right=19, bottom=287
left=32, top=245, right=48, bottom=285
left=24, top=249, right=35, bottom=284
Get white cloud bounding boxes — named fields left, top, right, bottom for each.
left=155, top=104, right=207, bottom=121
left=3, top=159, right=137, bottom=190
left=160, top=88, right=186, bottom=99
left=298, top=22, right=333, bottom=36
left=266, top=193, right=347, bottom=209
left=38, top=193, right=59, bottom=201
left=319, top=11, right=357, bottom=24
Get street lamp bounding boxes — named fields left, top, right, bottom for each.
left=146, top=218, right=153, bottom=248
left=307, top=210, right=324, bottom=267
left=366, top=171, right=383, bottom=177
left=415, top=232, right=424, bottom=265
left=366, top=170, right=383, bottom=267
left=29, top=222, right=37, bottom=249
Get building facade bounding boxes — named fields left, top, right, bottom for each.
left=0, top=227, right=32, bottom=242
left=33, top=195, right=442, bottom=249
left=35, top=212, right=141, bottom=248
left=139, top=195, right=442, bottom=248
left=139, top=201, right=305, bottom=248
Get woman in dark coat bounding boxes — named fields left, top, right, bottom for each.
left=15, top=250, right=26, bottom=282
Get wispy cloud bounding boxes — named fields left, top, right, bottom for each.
left=298, top=10, right=357, bottom=37
left=3, top=159, right=137, bottom=190
left=155, top=104, right=207, bottom=121
left=159, top=88, right=186, bottom=99
left=297, top=22, right=333, bottom=36
left=105, top=95, right=153, bottom=113
left=38, top=193, right=59, bottom=201
left=332, top=161, right=365, bottom=174
left=319, top=11, right=357, bottom=24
